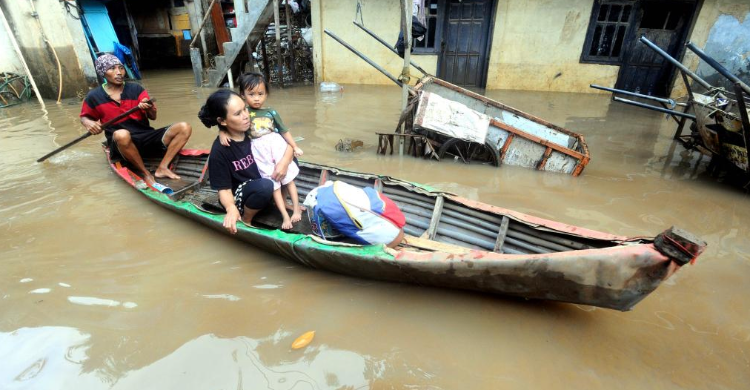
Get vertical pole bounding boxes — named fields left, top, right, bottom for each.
left=122, top=1, right=141, bottom=64
left=245, top=38, right=257, bottom=73
left=0, top=4, right=45, bottom=109
left=273, top=0, right=284, bottom=87
left=284, top=2, right=297, bottom=82
left=260, top=34, right=271, bottom=81
left=399, top=0, right=412, bottom=155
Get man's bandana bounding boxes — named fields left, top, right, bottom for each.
left=95, top=54, right=123, bottom=77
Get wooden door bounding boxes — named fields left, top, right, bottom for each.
left=438, top=0, right=494, bottom=88
left=615, top=0, right=698, bottom=96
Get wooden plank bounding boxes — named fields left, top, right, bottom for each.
left=493, top=216, right=509, bottom=253
left=537, top=147, right=552, bottom=171
left=210, top=1, right=229, bottom=54
left=426, top=196, right=444, bottom=240
left=499, top=133, right=515, bottom=163
left=403, top=235, right=471, bottom=255
left=319, top=170, right=328, bottom=186
left=490, top=119, right=586, bottom=161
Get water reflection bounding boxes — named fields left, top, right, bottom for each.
left=0, top=328, right=381, bottom=390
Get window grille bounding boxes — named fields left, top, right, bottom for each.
left=581, top=0, right=635, bottom=64
left=413, top=0, right=441, bottom=54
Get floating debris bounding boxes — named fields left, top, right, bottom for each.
left=335, top=138, right=363, bottom=152
left=291, top=330, right=315, bottom=349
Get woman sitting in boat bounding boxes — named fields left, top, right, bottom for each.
left=198, top=89, right=295, bottom=234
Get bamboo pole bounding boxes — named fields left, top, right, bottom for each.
left=0, top=4, right=45, bottom=109
left=273, top=0, right=284, bottom=87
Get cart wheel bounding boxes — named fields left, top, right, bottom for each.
left=437, top=138, right=499, bottom=166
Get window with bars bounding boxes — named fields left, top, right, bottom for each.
left=413, top=0, right=441, bottom=54
left=581, top=0, right=635, bottom=64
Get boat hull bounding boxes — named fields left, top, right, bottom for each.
left=110, top=148, right=703, bottom=311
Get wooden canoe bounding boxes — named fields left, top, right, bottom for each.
left=109, top=147, right=706, bottom=311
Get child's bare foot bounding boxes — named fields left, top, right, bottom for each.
left=291, top=207, right=302, bottom=223
left=281, top=216, right=293, bottom=230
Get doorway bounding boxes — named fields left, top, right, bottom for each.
left=615, top=0, right=699, bottom=96
left=437, top=0, right=494, bottom=88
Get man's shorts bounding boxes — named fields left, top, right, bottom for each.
left=108, top=124, right=173, bottom=160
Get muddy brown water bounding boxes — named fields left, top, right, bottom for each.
left=1, top=70, right=748, bottom=389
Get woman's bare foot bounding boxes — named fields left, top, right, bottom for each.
left=281, top=216, right=293, bottom=230
left=290, top=207, right=302, bottom=224
left=240, top=215, right=255, bottom=227
left=155, top=166, right=181, bottom=180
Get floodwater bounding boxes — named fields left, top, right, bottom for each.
left=1, top=70, right=749, bottom=389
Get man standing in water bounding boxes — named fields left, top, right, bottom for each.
left=80, top=54, right=192, bottom=187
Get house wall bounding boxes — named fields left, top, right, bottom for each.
left=0, top=0, right=96, bottom=100
left=312, top=0, right=437, bottom=86
left=486, top=0, right=620, bottom=93
left=313, top=0, right=748, bottom=95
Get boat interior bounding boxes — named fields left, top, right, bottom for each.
left=131, top=152, right=617, bottom=255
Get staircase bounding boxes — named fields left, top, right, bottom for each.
left=192, top=0, right=275, bottom=87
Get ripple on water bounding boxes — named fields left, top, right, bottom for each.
left=201, top=294, right=241, bottom=301
left=67, top=296, right=138, bottom=309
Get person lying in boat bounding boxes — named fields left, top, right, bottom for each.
left=198, top=89, right=295, bottom=234
left=80, top=54, right=192, bottom=189
left=304, top=181, right=406, bottom=248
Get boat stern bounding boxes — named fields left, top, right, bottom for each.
left=654, top=227, right=707, bottom=267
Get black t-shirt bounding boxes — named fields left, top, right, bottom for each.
left=208, top=135, right=261, bottom=193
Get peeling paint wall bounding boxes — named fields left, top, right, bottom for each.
left=695, top=13, right=750, bottom=91
left=312, top=0, right=437, bottom=86
left=0, top=0, right=96, bottom=100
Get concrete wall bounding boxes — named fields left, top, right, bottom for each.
left=0, top=9, right=22, bottom=75
left=312, top=0, right=437, bottom=86
left=486, top=0, right=620, bottom=93
left=693, top=9, right=749, bottom=91
left=0, top=0, right=96, bottom=100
